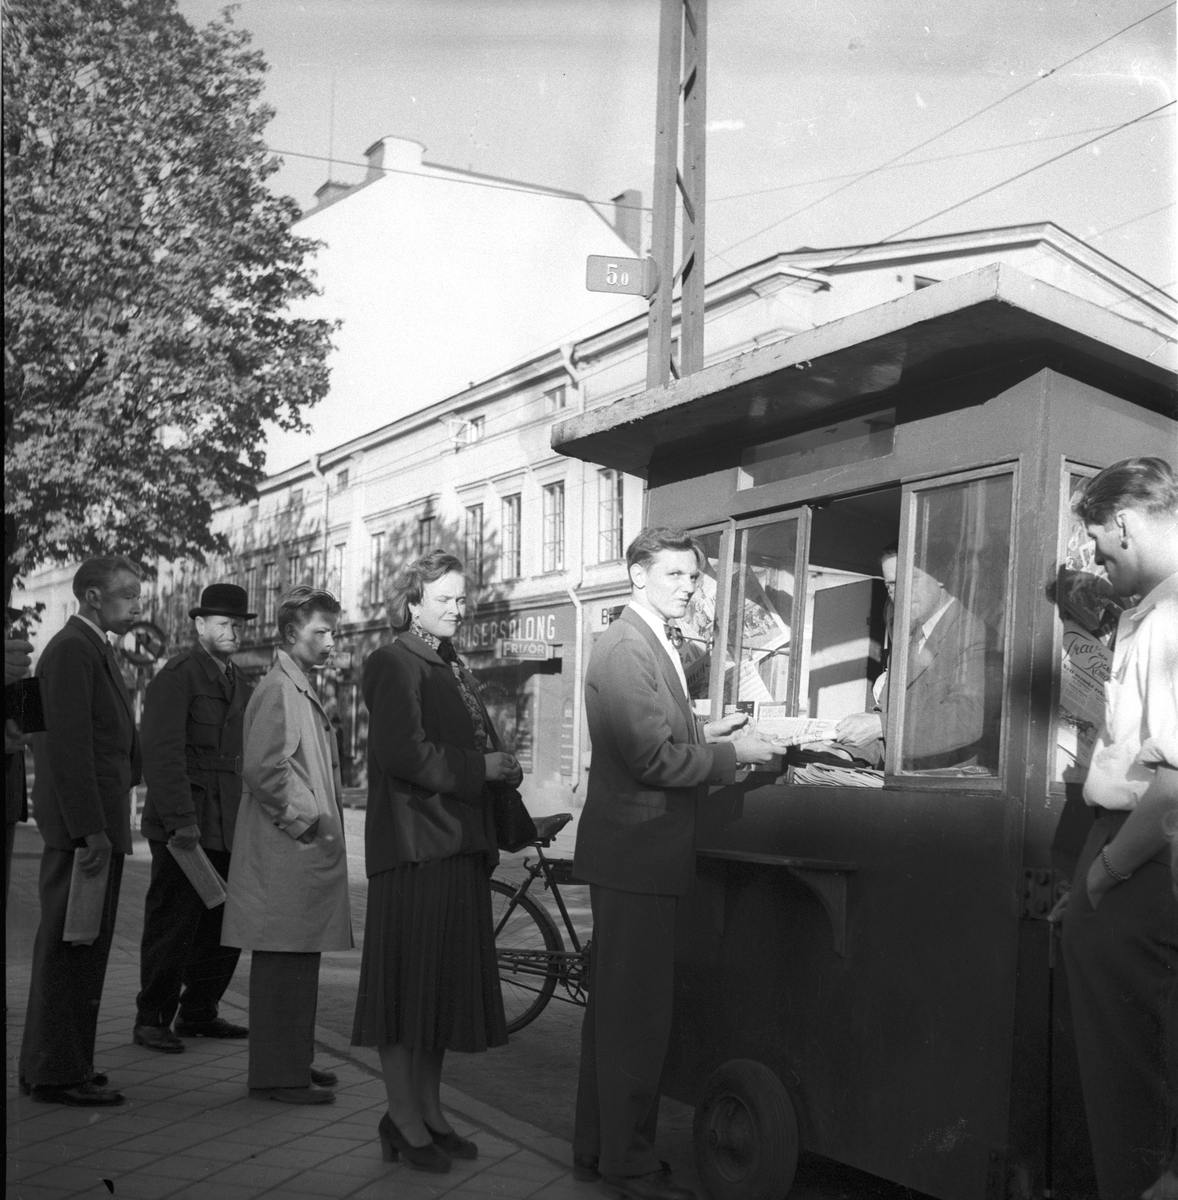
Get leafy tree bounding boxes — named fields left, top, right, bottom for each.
left=3, top=0, right=335, bottom=586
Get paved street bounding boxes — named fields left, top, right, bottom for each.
left=8, top=809, right=928, bottom=1199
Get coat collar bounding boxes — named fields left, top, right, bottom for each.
left=275, top=648, right=328, bottom=715
left=620, top=606, right=693, bottom=724
left=395, top=630, right=451, bottom=668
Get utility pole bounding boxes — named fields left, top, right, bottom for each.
left=647, top=0, right=707, bottom=390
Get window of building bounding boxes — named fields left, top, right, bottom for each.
left=459, top=415, right=485, bottom=447
left=369, top=531, right=385, bottom=607
left=248, top=503, right=259, bottom=524
left=262, top=562, right=277, bottom=627
left=417, top=514, right=435, bottom=556
left=286, top=553, right=300, bottom=589
left=244, top=565, right=258, bottom=631
left=597, top=469, right=624, bottom=562
left=464, top=504, right=485, bottom=585
left=335, top=469, right=349, bottom=492
left=303, top=550, right=322, bottom=589
left=330, top=543, right=347, bottom=604
left=545, top=385, right=568, bottom=413
left=542, top=482, right=565, bottom=573
left=290, top=488, right=303, bottom=509
left=501, top=494, right=522, bottom=579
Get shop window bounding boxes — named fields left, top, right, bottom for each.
left=893, top=471, right=1013, bottom=778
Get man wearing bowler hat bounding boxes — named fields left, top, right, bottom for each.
left=133, top=583, right=255, bottom=1052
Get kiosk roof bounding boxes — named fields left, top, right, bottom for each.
left=551, top=263, right=1177, bottom=476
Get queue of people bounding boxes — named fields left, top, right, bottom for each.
left=4, top=454, right=1176, bottom=1200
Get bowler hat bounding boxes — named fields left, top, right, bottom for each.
left=189, top=583, right=256, bottom=621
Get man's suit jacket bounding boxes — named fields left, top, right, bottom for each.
left=31, top=616, right=141, bottom=855
left=140, top=641, right=250, bottom=852
left=573, top=607, right=737, bottom=897
left=901, top=597, right=994, bottom=770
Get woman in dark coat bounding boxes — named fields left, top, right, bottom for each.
left=351, top=550, right=521, bottom=1173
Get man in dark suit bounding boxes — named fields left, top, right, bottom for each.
left=834, top=543, right=997, bottom=771
left=19, top=557, right=143, bottom=1106
left=572, top=527, right=781, bottom=1200
left=133, top=584, right=255, bottom=1052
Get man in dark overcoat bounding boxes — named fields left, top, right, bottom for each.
left=571, top=528, right=781, bottom=1200
left=133, top=583, right=255, bottom=1052
left=19, top=557, right=143, bottom=1106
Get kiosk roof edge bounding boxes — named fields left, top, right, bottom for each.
left=551, top=262, right=1177, bottom=475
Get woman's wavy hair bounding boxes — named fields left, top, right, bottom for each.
left=386, top=549, right=466, bottom=633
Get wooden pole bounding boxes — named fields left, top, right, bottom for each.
left=679, top=0, right=707, bottom=376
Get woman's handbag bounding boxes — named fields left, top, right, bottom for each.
left=488, top=781, right=538, bottom=853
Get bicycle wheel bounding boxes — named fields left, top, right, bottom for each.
left=489, top=877, right=563, bottom=1033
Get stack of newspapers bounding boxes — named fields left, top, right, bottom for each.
left=787, top=761, right=884, bottom=788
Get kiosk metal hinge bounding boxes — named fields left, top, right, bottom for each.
left=1020, top=868, right=1057, bottom=920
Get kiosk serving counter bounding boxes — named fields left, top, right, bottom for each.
left=552, top=265, right=1177, bottom=1200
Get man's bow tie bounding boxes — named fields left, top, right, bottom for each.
left=664, top=623, right=685, bottom=649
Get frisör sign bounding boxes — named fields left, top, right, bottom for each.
left=496, top=639, right=559, bottom=661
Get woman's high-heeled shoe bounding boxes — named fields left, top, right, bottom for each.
left=378, top=1112, right=451, bottom=1173
left=425, top=1122, right=479, bottom=1160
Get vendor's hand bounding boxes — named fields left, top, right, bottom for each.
left=1143, top=1169, right=1178, bottom=1200
left=78, top=830, right=112, bottom=878
left=1047, top=883, right=1070, bottom=925
left=733, top=733, right=783, bottom=766
left=833, top=711, right=884, bottom=747
left=704, top=712, right=749, bottom=742
left=296, top=820, right=319, bottom=845
left=5, top=637, right=34, bottom=686
left=484, top=751, right=520, bottom=783
left=5, top=717, right=28, bottom=755
left=168, top=824, right=201, bottom=851
left=1086, top=850, right=1123, bottom=910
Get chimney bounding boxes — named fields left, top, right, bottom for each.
left=364, top=136, right=427, bottom=184
left=611, top=190, right=643, bottom=254
left=311, top=179, right=355, bottom=211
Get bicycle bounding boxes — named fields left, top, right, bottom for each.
left=490, top=812, right=591, bottom=1033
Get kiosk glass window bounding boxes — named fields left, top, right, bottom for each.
left=724, top=515, right=804, bottom=709
left=680, top=528, right=724, bottom=701
left=895, top=472, right=1013, bottom=778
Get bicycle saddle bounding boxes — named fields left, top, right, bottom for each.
left=532, top=812, right=574, bottom=846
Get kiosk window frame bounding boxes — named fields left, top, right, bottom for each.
left=886, top=462, right=1018, bottom=791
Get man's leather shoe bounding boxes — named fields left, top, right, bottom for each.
left=19, top=1070, right=107, bottom=1097
left=250, top=1086, right=336, bottom=1105
left=310, top=1068, right=338, bottom=1087
left=598, top=1171, right=695, bottom=1200
left=175, top=1017, right=248, bottom=1038
left=133, top=1024, right=185, bottom=1053
left=30, top=1081, right=125, bottom=1107
left=576, top=1159, right=672, bottom=1184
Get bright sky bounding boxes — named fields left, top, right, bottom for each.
left=179, top=0, right=1176, bottom=300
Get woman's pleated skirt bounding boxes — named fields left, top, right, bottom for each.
left=351, top=852, right=508, bottom=1052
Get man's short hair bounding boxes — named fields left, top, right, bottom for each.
left=879, top=541, right=899, bottom=567
left=276, top=585, right=341, bottom=642
left=625, top=527, right=702, bottom=573
left=1074, top=456, right=1178, bottom=525
left=72, top=556, right=141, bottom=601
left=386, top=549, right=466, bottom=633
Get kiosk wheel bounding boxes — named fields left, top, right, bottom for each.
left=489, top=878, right=562, bottom=1033
left=693, top=1059, right=799, bottom=1200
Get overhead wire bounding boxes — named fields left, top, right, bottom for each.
left=709, top=1, right=1175, bottom=262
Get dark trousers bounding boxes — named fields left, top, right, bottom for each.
left=19, top=848, right=125, bottom=1087
left=573, top=885, right=677, bottom=1178
left=136, top=840, right=240, bottom=1028
left=248, top=949, right=320, bottom=1089
left=1061, top=812, right=1178, bottom=1200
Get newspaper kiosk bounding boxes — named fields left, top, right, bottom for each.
left=552, top=265, right=1177, bottom=1200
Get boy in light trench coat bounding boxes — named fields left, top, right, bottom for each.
left=222, top=586, right=353, bottom=1105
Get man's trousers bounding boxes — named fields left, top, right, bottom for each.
left=19, top=848, right=124, bottom=1087
left=247, top=949, right=321, bottom=1089
left=1061, top=810, right=1178, bottom=1200
left=573, top=886, right=677, bottom=1178
left=136, top=840, right=240, bottom=1028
